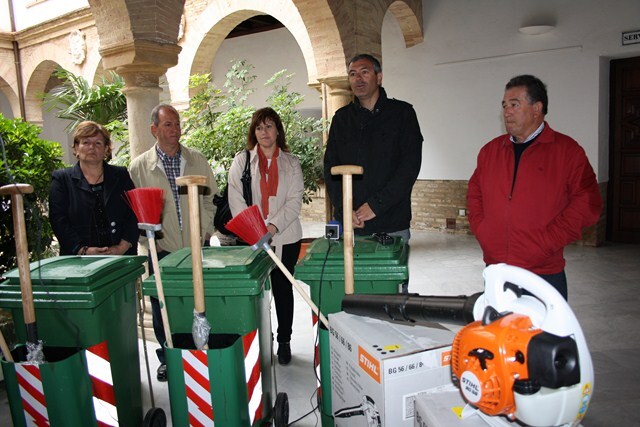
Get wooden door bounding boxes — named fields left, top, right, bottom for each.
left=610, top=56, right=640, bottom=243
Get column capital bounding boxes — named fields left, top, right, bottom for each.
left=317, top=75, right=352, bottom=96
left=99, top=39, right=182, bottom=78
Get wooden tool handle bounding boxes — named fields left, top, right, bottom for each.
left=331, top=165, right=364, bottom=176
left=0, top=184, right=37, bottom=335
left=177, top=176, right=207, bottom=314
left=0, top=183, right=34, bottom=197
left=148, top=234, right=173, bottom=348
left=176, top=175, right=208, bottom=187
left=265, top=248, right=329, bottom=328
left=0, top=328, right=13, bottom=362
left=329, top=166, right=363, bottom=295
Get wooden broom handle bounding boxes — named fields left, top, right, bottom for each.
left=0, top=184, right=37, bottom=330
left=0, top=328, right=12, bottom=362
left=264, top=248, right=330, bottom=328
left=330, top=166, right=363, bottom=295
left=176, top=176, right=207, bottom=315
left=147, top=234, right=173, bottom=348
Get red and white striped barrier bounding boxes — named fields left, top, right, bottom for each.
left=312, top=314, right=322, bottom=399
left=242, top=330, right=263, bottom=424
left=178, top=329, right=263, bottom=426
left=10, top=341, right=118, bottom=427
left=182, top=349, right=215, bottom=427
left=15, top=363, right=50, bottom=427
left=86, top=341, right=118, bottom=427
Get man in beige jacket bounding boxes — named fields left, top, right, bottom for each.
left=129, top=103, right=217, bottom=381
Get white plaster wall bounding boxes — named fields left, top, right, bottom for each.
left=0, top=0, right=11, bottom=31
left=211, top=27, right=322, bottom=118
left=40, top=107, right=74, bottom=165
left=8, top=0, right=88, bottom=31
left=382, top=0, right=640, bottom=182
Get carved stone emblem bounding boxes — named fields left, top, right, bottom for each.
left=68, top=29, right=86, bottom=65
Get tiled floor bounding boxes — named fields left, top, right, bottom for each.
left=1, top=224, right=639, bottom=426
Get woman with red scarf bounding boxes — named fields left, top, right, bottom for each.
left=228, top=107, right=303, bottom=365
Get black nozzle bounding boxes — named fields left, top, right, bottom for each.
left=341, top=292, right=482, bottom=325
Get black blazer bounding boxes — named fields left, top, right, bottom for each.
left=49, top=162, right=139, bottom=255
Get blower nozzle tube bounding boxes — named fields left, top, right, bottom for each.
left=341, top=292, right=483, bottom=325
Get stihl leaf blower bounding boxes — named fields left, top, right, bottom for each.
left=341, top=263, right=593, bottom=427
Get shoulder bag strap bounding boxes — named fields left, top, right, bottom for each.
left=241, top=149, right=253, bottom=206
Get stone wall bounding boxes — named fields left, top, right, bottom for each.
left=411, top=180, right=470, bottom=233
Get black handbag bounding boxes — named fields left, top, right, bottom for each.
left=213, top=150, right=252, bottom=235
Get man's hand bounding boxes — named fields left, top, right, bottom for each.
left=355, top=203, right=376, bottom=225
left=87, top=246, right=110, bottom=255
left=352, top=210, right=364, bottom=229
left=267, top=224, right=278, bottom=236
left=108, top=239, right=133, bottom=255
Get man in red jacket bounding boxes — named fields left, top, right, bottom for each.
left=467, top=75, right=602, bottom=300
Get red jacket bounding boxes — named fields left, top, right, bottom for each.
left=467, top=123, right=602, bottom=274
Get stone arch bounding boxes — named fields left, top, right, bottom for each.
left=92, top=59, right=107, bottom=85
left=168, top=0, right=347, bottom=106
left=388, top=0, right=423, bottom=48
left=92, top=59, right=124, bottom=86
left=18, top=22, right=103, bottom=122
left=87, top=0, right=184, bottom=55
left=0, top=75, right=20, bottom=119
left=23, top=60, right=61, bottom=125
left=331, top=0, right=423, bottom=64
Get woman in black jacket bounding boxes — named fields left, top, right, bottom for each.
left=49, top=121, right=138, bottom=255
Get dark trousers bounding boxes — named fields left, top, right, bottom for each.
left=271, top=240, right=301, bottom=344
left=503, top=269, right=569, bottom=301
left=538, top=270, right=568, bottom=300
left=148, top=250, right=170, bottom=364
left=388, top=229, right=411, bottom=293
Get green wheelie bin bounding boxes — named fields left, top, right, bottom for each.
left=294, top=235, right=409, bottom=427
left=142, top=245, right=289, bottom=427
left=0, top=255, right=147, bottom=427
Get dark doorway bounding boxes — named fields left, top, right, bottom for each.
left=609, top=56, right=640, bottom=243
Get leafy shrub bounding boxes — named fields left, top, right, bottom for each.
left=0, top=115, right=66, bottom=276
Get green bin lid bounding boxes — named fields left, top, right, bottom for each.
left=295, top=236, right=408, bottom=280
left=0, top=255, right=147, bottom=308
left=144, top=246, right=273, bottom=297
left=300, top=236, right=407, bottom=265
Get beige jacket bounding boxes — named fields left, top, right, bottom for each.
left=228, top=147, right=303, bottom=249
left=129, top=144, right=217, bottom=253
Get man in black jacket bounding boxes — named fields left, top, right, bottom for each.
left=324, top=54, right=423, bottom=253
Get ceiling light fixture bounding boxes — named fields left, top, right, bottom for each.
left=518, top=25, right=555, bottom=35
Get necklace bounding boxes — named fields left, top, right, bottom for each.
left=85, top=170, right=104, bottom=185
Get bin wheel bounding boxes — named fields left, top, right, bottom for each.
left=274, top=392, right=289, bottom=427
left=143, top=407, right=167, bottom=427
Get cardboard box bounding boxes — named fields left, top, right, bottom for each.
left=414, top=385, right=517, bottom=427
left=329, top=312, right=456, bottom=427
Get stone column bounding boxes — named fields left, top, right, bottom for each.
left=318, top=76, right=352, bottom=222
left=319, top=76, right=352, bottom=125
left=118, top=68, right=164, bottom=159
left=99, top=40, right=181, bottom=160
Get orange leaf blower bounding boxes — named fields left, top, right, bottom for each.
left=342, top=264, right=593, bottom=427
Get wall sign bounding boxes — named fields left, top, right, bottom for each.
left=622, top=30, right=640, bottom=46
